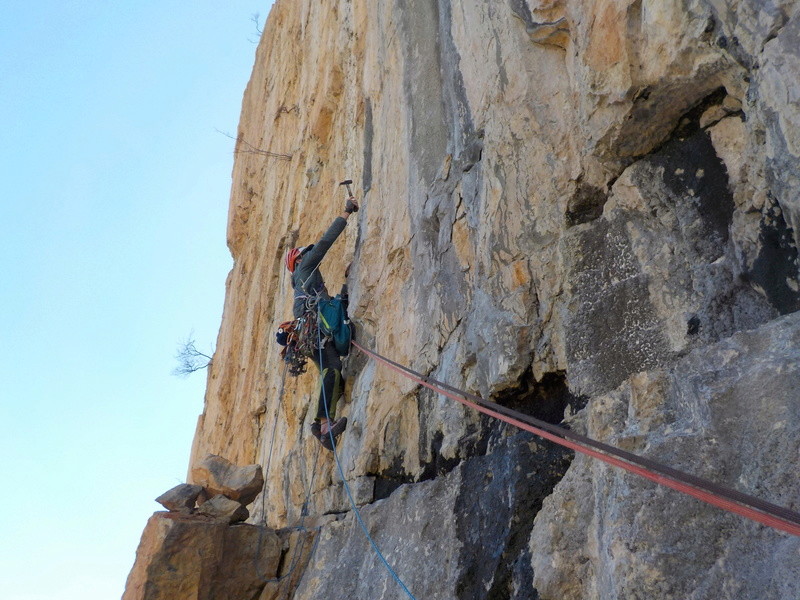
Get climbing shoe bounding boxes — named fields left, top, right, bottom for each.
left=319, top=417, right=347, bottom=451
left=310, top=421, right=322, bottom=441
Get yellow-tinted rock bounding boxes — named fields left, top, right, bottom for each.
left=123, top=512, right=281, bottom=600
left=139, top=0, right=800, bottom=597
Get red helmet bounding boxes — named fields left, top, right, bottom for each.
left=285, top=247, right=305, bottom=273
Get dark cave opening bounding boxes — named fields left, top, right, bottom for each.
left=566, top=182, right=608, bottom=227
left=373, top=453, right=416, bottom=501
left=492, top=368, right=588, bottom=425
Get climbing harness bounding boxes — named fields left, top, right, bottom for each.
left=278, top=296, right=325, bottom=376
left=351, top=340, right=800, bottom=538
left=296, top=295, right=322, bottom=357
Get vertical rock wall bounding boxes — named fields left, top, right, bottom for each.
left=167, top=1, right=800, bottom=599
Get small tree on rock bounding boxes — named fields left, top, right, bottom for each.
left=173, top=334, right=213, bottom=377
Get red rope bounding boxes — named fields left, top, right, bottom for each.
left=352, top=341, right=800, bottom=537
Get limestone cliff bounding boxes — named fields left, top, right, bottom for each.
left=127, top=1, right=800, bottom=598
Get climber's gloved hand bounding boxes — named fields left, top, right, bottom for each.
left=345, top=197, right=359, bottom=213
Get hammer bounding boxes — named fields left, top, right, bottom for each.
left=339, top=179, right=354, bottom=199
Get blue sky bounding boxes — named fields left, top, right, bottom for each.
left=0, top=2, right=273, bottom=598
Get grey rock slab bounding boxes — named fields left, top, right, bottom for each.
left=564, top=122, right=780, bottom=397
left=532, top=312, right=800, bottom=600
left=752, top=11, right=800, bottom=312
left=291, top=431, right=571, bottom=600
left=154, top=483, right=203, bottom=513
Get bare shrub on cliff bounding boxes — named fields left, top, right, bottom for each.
left=172, top=333, right=213, bottom=377
left=249, top=13, right=263, bottom=43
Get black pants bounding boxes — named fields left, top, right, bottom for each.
left=310, top=341, right=343, bottom=420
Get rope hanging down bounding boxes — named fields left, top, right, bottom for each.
left=352, top=341, right=800, bottom=538
left=254, top=362, right=322, bottom=588
left=318, top=322, right=418, bottom=600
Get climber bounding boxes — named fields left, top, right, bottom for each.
left=285, top=194, right=359, bottom=451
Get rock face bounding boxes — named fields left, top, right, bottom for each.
left=123, top=512, right=282, bottom=600
left=531, top=313, right=800, bottom=600
left=127, top=0, right=800, bottom=599
left=290, top=431, right=572, bottom=600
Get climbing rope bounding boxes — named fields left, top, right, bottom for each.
left=259, top=362, right=288, bottom=516
left=318, top=320, right=419, bottom=600
left=254, top=361, right=323, bottom=588
left=351, top=341, right=800, bottom=538
left=252, top=249, right=330, bottom=589
left=258, top=445, right=322, bottom=588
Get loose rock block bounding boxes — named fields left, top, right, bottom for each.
left=191, top=454, right=264, bottom=506
left=154, top=483, right=203, bottom=513
left=197, top=494, right=250, bottom=524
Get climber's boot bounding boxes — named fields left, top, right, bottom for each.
left=319, top=417, right=347, bottom=451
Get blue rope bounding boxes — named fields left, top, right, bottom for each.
left=317, top=318, right=417, bottom=600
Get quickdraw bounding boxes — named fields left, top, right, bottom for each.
left=296, top=295, right=323, bottom=358
left=277, top=319, right=308, bottom=376
left=283, top=342, right=308, bottom=377
left=278, top=295, right=329, bottom=377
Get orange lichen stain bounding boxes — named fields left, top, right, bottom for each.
left=585, top=2, right=625, bottom=71
left=511, top=259, right=531, bottom=289
left=310, top=104, right=334, bottom=143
